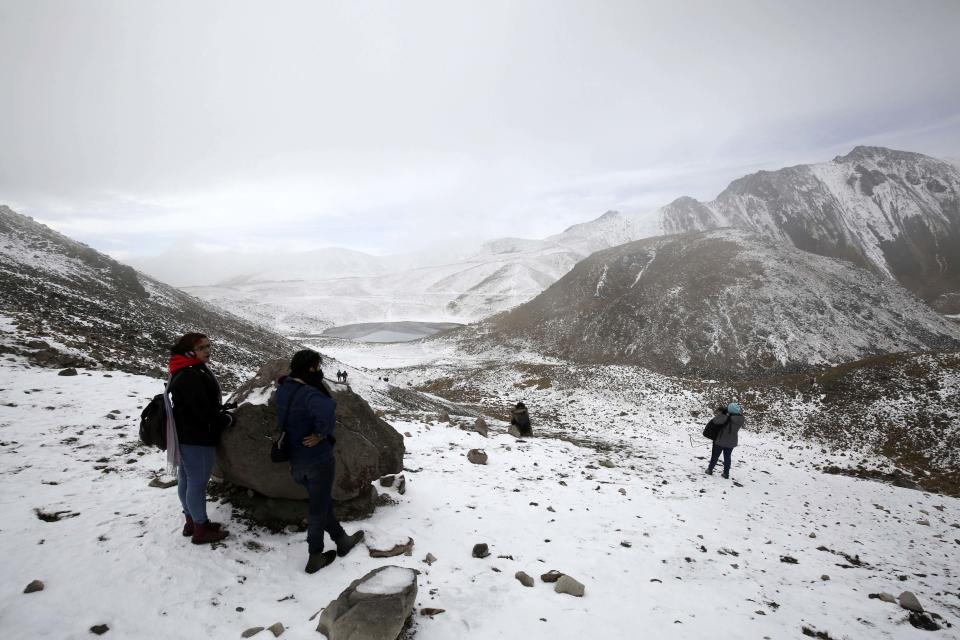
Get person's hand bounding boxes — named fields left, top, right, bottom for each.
left=302, top=434, right=324, bottom=447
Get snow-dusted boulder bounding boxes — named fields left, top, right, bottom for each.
left=317, top=566, right=418, bottom=640
left=215, top=359, right=404, bottom=513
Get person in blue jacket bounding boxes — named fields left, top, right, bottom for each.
left=275, top=349, right=364, bottom=573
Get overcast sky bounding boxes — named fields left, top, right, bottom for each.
left=2, top=0, right=959, bottom=260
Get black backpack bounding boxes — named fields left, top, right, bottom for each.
left=139, top=371, right=184, bottom=450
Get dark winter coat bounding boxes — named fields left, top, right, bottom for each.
left=511, top=406, right=532, bottom=436
left=170, top=364, right=228, bottom=447
left=275, top=377, right=337, bottom=465
left=710, top=413, right=745, bottom=448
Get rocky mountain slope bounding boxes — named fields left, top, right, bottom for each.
left=481, top=229, right=960, bottom=379
left=0, top=205, right=297, bottom=386
left=660, top=146, right=960, bottom=313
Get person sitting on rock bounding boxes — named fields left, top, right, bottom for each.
left=276, top=349, right=364, bottom=573
left=510, top=401, right=532, bottom=437
left=706, top=403, right=745, bottom=479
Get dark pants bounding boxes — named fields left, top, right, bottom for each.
left=291, top=461, right=346, bottom=554
left=708, top=444, right=733, bottom=474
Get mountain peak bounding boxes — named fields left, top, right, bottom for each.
left=832, top=145, right=929, bottom=164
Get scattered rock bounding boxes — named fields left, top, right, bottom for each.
left=917, top=519, right=930, bottom=526
left=507, top=424, right=522, bottom=438
left=809, top=532, right=817, bottom=538
left=780, top=555, right=798, bottom=564
left=423, top=553, right=437, bottom=565
left=90, top=624, right=109, bottom=635
left=869, top=592, right=896, bottom=604
left=438, top=410, right=451, bottom=423
left=474, top=417, right=488, bottom=437
left=148, top=477, right=177, bottom=489
left=515, top=571, right=534, bottom=587
left=554, top=575, right=585, bottom=597
left=620, top=541, right=632, bottom=548
left=317, top=566, right=418, bottom=640
left=908, top=611, right=941, bottom=631
left=396, top=475, right=406, bottom=495
left=420, top=608, right=445, bottom=616
left=368, top=537, right=415, bottom=558
left=379, top=475, right=395, bottom=487
left=267, top=622, right=284, bottom=637
left=472, top=543, right=490, bottom=558
left=23, top=580, right=44, bottom=593
left=541, top=570, right=563, bottom=583
left=898, top=591, right=924, bottom=612
left=820, top=575, right=830, bottom=581
left=467, top=449, right=488, bottom=465
left=598, top=459, right=615, bottom=468
left=58, top=368, right=78, bottom=376
left=241, top=626, right=264, bottom=638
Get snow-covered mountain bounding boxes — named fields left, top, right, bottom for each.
left=481, top=229, right=960, bottom=378
left=179, top=209, right=664, bottom=332
left=0, top=205, right=297, bottom=386
left=660, top=146, right=960, bottom=313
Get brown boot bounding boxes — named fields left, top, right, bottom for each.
left=191, top=520, right=228, bottom=545
left=183, top=514, right=222, bottom=537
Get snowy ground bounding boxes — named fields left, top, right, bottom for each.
left=1, top=352, right=959, bottom=639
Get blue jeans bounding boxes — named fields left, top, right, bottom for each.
left=178, top=444, right=216, bottom=523
left=708, top=444, right=733, bottom=474
left=291, top=461, right=346, bottom=554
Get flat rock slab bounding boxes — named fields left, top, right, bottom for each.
left=555, top=575, right=585, bottom=597
left=366, top=531, right=415, bottom=558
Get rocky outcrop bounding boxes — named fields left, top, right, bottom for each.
left=317, top=566, right=418, bottom=640
left=216, top=360, right=404, bottom=514
left=484, top=229, right=960, bottom=379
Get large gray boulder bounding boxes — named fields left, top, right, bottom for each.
left=317, top=566, right=418, bottom=640
left=215, top=360, right=404, bottom=506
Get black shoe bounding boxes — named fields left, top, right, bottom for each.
left=722, top=472, right=729, bottom=479
left=305, top=550, right=337, bottom=574
left=706, top=468, right=714, bottom=475
left=336, top=530, right=365, bottom=557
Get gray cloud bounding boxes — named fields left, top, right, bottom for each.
left=1, top=0, right=958, bottom=258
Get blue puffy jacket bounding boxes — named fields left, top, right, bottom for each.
left=275, top=377, right=336, bottom=464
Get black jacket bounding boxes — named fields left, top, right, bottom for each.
left=170, top=365, right=227, bottom=447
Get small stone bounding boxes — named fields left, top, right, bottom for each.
left=898, top=591, right=923, bottom=612
left=267, top=622, right=284, bottom=637
left=420, top=608, right=445, bottom=616
left=368, top=537, right=415, bottom=558
left=90, top=625, right=109, bottom=635
left=780, top=555, right=798, bottom=564
left=148, top=477, right=177, bottom=489
left=474, top=417, right=488, bottom=437
left=424, top=553, right=437, bottom=565
left=467, top=449, right=488, bottom=465
left=876, top=592, right=896, bottom=603
left=515, top=571, right=534, bottom=587
left=241, top=627, right=264, bottom=638
left=618, top=488, right=627, bottom=495
left=396, top=475, right=406, bottom=495
left=599, top=459, right=615, bottom=468
left=820, top=575, right=830, bottom=581
left=917, top=519, right=930, bottom=526
left=808, top=532, right=817, bottom=538
left=472, top=543, right=490, bottom=558
left=541, top=570, right=563, bottom=583
left=379, top=475, right=395, bottom=487
left=23, top=580, right=44, bottom=593
left=58, top=368, right=78, bottom=376
left=620, top=541, right=632, bottom=548
left=554, top=575, right=585, bottom=597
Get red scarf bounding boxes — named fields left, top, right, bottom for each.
left=168, top=354, right=203, bottom=376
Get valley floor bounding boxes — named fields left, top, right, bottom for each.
left=1, top=351, right=958, bottom=639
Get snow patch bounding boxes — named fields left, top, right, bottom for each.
left=355, top=566, right=416, bottom=595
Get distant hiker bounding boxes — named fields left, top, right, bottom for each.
left=336, top=369, right=342, bottom=383
left=276, top=349, right=364, bottom=573
left=705, top=403, right=745, bottom=479
left=341, top=370, right=348, bottom=384
left=168, top=332, right=233, bottom=544
left=510, top=401, right=532, bottom=437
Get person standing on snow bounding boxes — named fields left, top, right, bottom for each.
left=510, top=401, right=532, bottom=437
left=168, top=332, right=233, bottom=544
left=275, top=349, right=364, bottom=573
left=706, top=403, right=745, bottom=479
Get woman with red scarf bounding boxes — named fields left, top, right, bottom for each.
left=168, top=332, right=232, bottom=544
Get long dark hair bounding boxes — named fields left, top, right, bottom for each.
left=170, top=332, right=208, bottom=356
